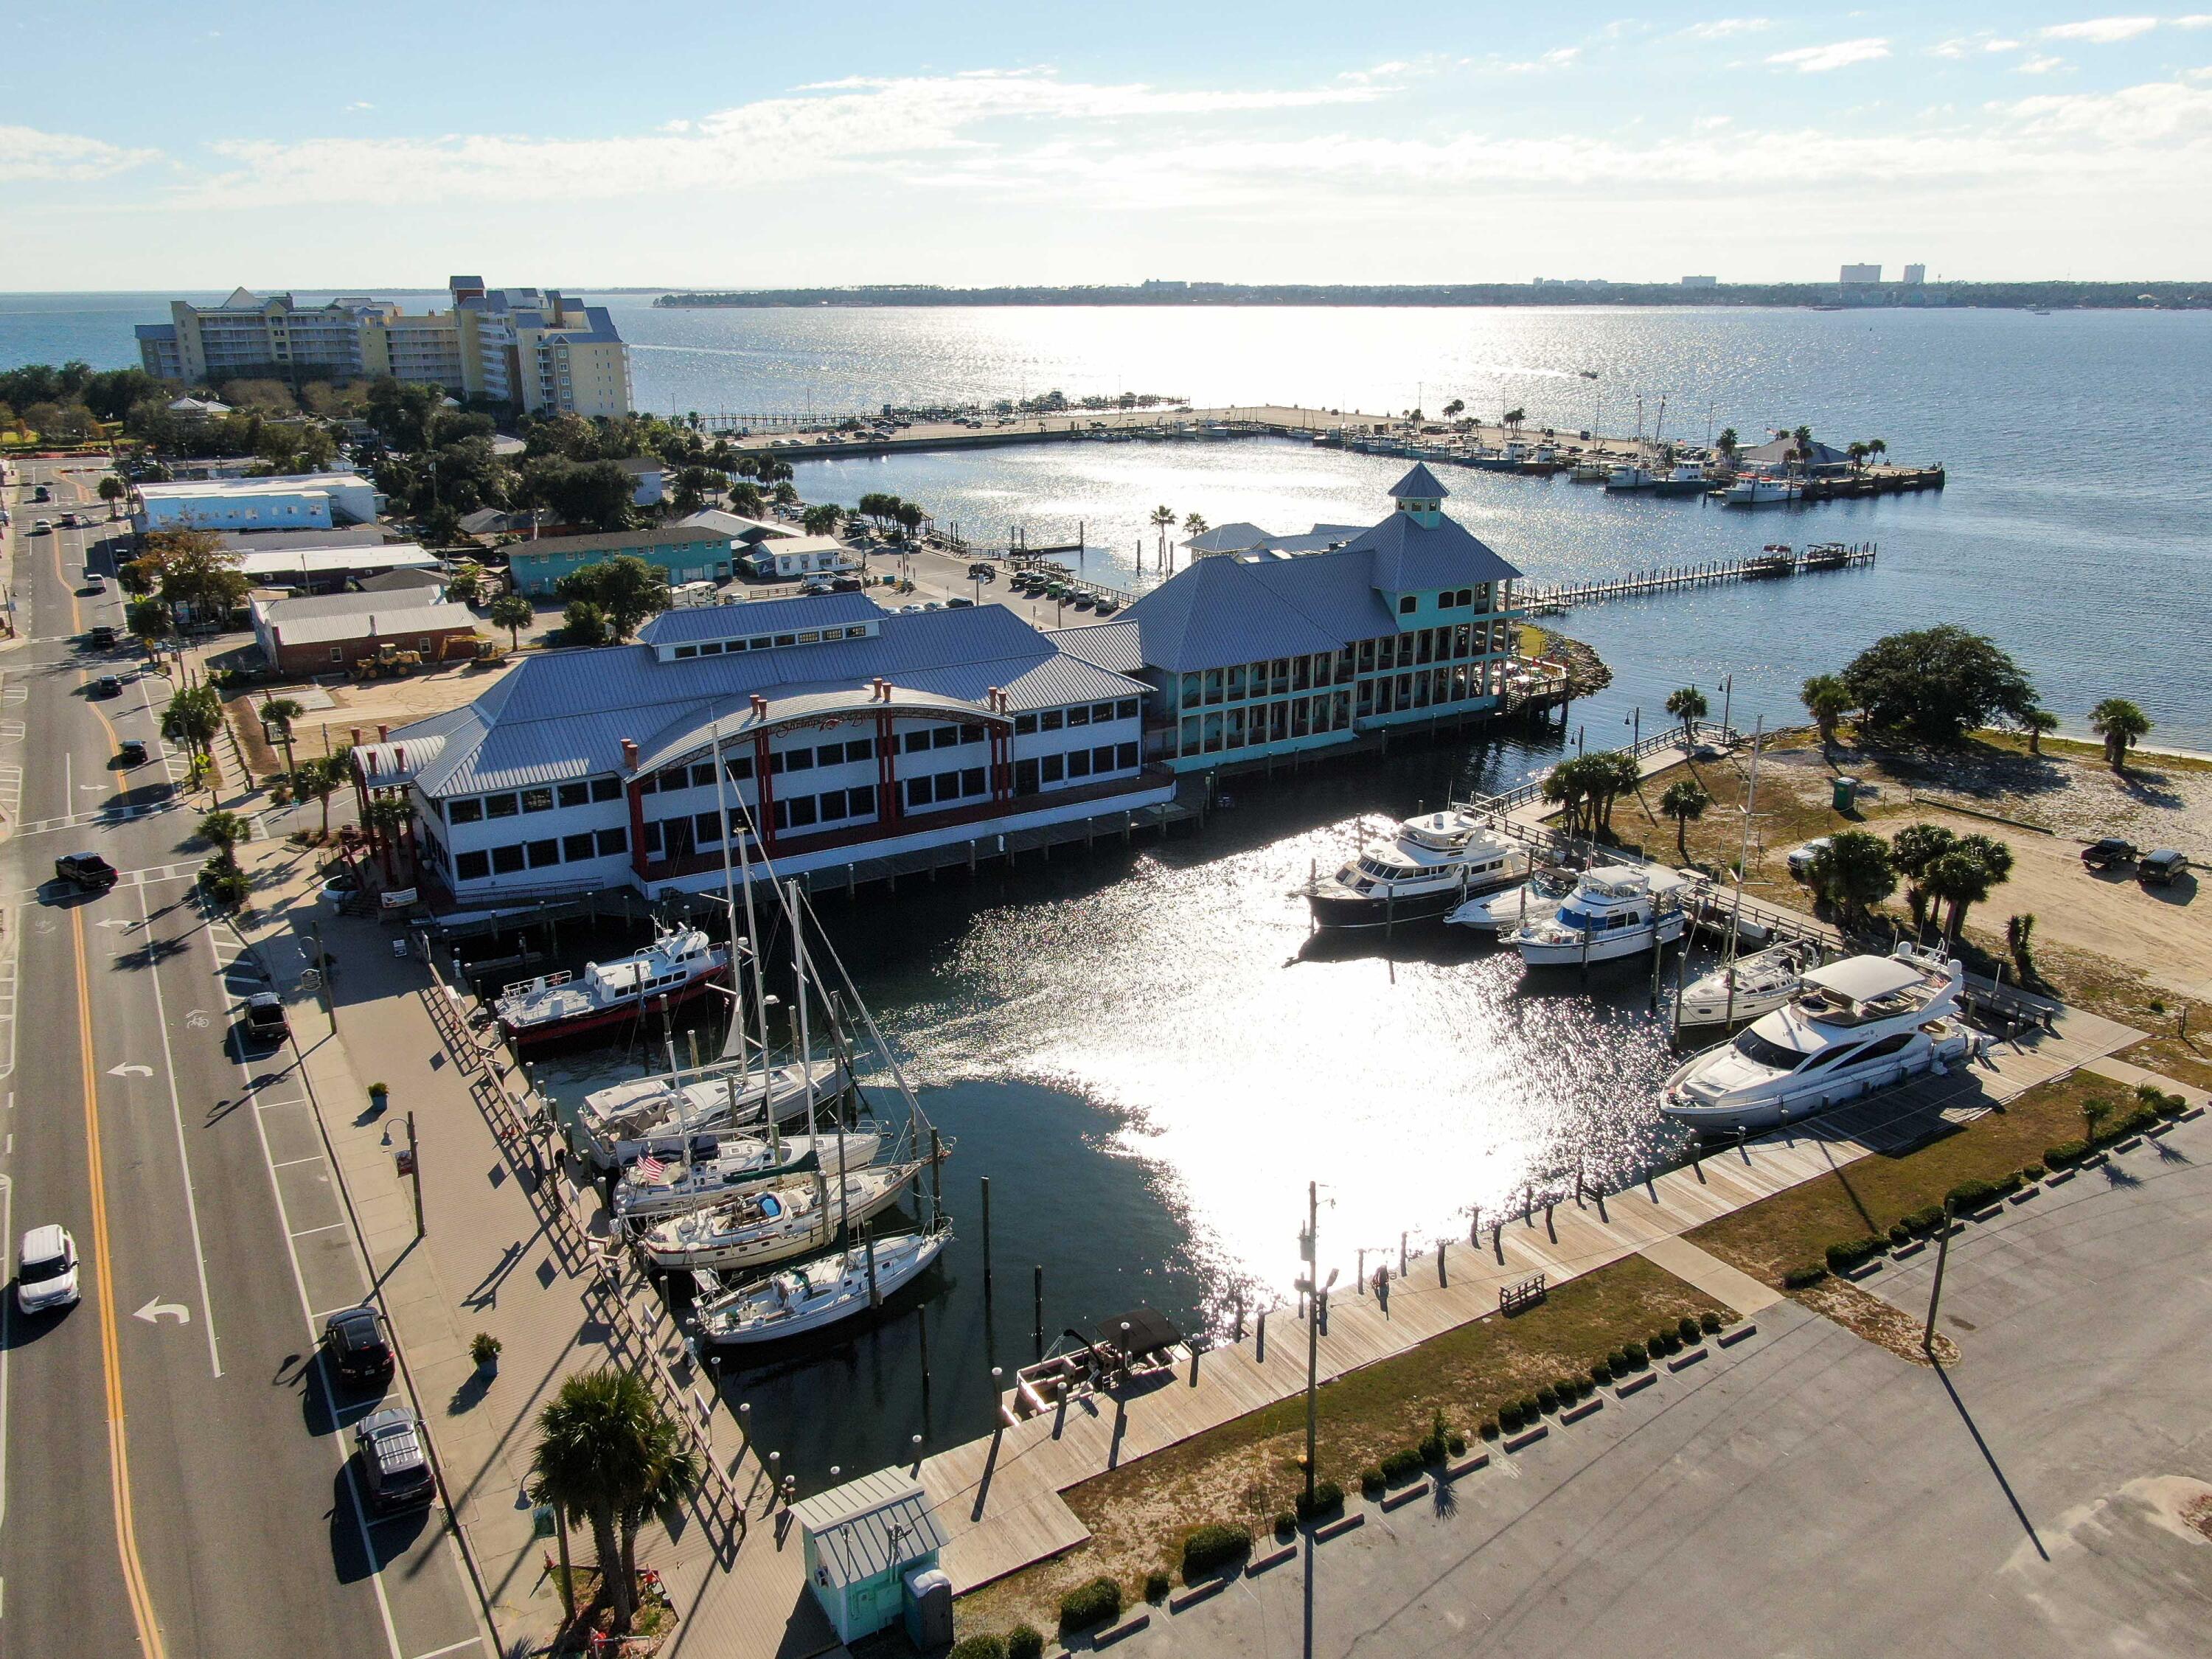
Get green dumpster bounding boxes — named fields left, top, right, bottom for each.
left=1832, top=775, right=1860, bottom=812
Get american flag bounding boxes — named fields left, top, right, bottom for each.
left=633, top=1154, right=669, bottom=1183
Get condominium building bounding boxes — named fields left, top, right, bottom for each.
left=136, top=277, right=631, bottom=417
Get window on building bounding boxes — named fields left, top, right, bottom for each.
left=905, top=776, right=933, bottom=809
left=591, top=776, right=623, bottom=802
left=1067, top=704, right=1091, bottom=728
left=960, top=726, right=984, bottom=745
left=1357, top=639, right=1376, bottom=673
left=818, top=790, right=848, bottom=822
left=663, top=818, right=695, bottom=859
left=1115, top=698, right=1139, bottom=720
left=787, top=796, right=818, bottom=829
left=694, top=810, right=723, bottom=844
left=1399, top=595, right=1418, bottom=615
left=1042, top=708, right=1065, bottom=730
left=1041, top=754, right=1065, bottom=784
left=456, top=850, right=490, bottom=881
left=330, top=647, right=344, bottom=663
left=484, top=792, right=520, bottom=819
left=1223, top=666, right=1245, bottom=702
left=557, top=782, right=590, bottom=809
left=1091, top=744, right=1115, bottom=772
left=725, top=754, right=754, bottom=782
left=655, top=768, right=686, bottom=793
left=1015, top=712, right=1039, bottom=735
left=491, top=844, right=526, bottom=874
left=785, top=747, right=815, bottom=773
left=691, top=762, right=717, bottom=789
left=675, top=645, right=698, bottom=660
left=1116, top=741, right=1138, bottom=768
left=522, top=786, right=554, bottom=813
left=844, top=737, right=874, bottom=762
left=960, top=765, right=986, bottom=796
left=448, top=796, right=484, bottom=824
left=1013, top=758, right=1040, bottom=796
left=597, top=827, right=627, bottom=857
left=563, top=833, right=597, bottom=860
left=902, top=731, right=931, bottom=754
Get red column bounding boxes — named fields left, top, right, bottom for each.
left=753, top=728, right=776, bottom=849
left=992, top=722, right=1011, bottom=803
left=627, top=779, right=648, bottom=880
left=875, top=709, right=899, bottom=824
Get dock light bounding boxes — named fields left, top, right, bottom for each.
left=991, top=1366, right=1003, bottom=1384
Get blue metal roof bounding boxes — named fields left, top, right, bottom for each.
left=1333, top=512, right=1517, bottom=595
left=637, top=593, right=883, bottom=646
left=1051, top=619, right=1144, bottom=674
left=1389, top=462, right=1451, bottom=500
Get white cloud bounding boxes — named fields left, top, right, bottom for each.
left=2172, top=13, right=2212, bottom=24
left=1542, top=46, right=1581, bottom=66
left=347, top=101, right=374, bottom=111
left=1986, top=38, right=2023, bottom=52
left=1679, top=17, right=1771, bottom=38
left=1766, top=38, right=1891, bottom=72
left=1694, top=114, right=1734, bottom=129
left=2039, top=17, right=2159, bottom=42
left=2017, top=55, right=2067, bottom=73
left=0, top=124, right=159, bottom=181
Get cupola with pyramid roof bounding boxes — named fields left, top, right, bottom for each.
left=1387, top=462, right=1450, bottom=526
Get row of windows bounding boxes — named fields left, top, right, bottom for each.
left=1012, top=742, right=1139, bottom=795
left=445, top=775, right=624, bottom=824
left=453, top=825, right=628, bottom=882
left=1396, top=585, right=1491, bottom=616
left=1175, top=626, right=1507, bottom=711
left=1178, top=696, right=1352, bottom=757
left=669, top=624, right=871, bottom=659
left=1012, top=699, right=1140, bottom=734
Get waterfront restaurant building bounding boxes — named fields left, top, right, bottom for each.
left=350, top=593, right=1170, bottom=905
left=1057, top=465, right=1526, bottom=771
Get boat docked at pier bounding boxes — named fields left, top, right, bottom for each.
left=1307, top=810, right=1520, bottom=929
left=1743, top=544, right=1797, bottom=577
left=1651, top=460, right=1711, bottom=498
left=574, top=1058, right=851, bottom=1170
left=1661, top=944, right=1976, bottom=1133
left=692, top=1222, right=949, bottom=1346
left=1604, top=462, right=1657, bottom=493
left=1725, top=475, right=1803, bottom=507
left=1672, top=939, right=1823, bottom=1034
left=1508, top=865, right=1691, bottom=966
left=1446, top=865, right=1578, bottom=934
left=495, top=925, right=728, bottom=1046
left=636, top=1161, right=924, bottom=1273
left=612, top=1127, right=882, bottom=1225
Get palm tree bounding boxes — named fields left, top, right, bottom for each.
left=1889, top=821, right=1957, bottom=936
left=1148, top=505, right=1175, bottom=571
left=529, top=1370, right=701, bottom=1635
left=444, top=566, right=484, bottom=607
left=1541, top=761, right=1590, bottom=838
left=1658, top=779, right=1711, bottom=860
left=1846, top=441, right=1868, bottom=476
left=1182, top=512, right=1209, bottom=554
left=1800, top=673, right=1853, bottom=758
left=97, top=475, right=127, bottom=518
left=487, top=593, right=534, bottom=650
left=1926, top=833, right=2014, bottom=940
left=260, top=696, right=304, bottom=779
left=1715, top=427, right=1739, bottom=460
left=1867, top=438, right=1888, bottom=466
left=361, top=795, right=414, bottom=880
left=1443, top=399, right=1466, bottom=421
left=801, top=502, right=842, bottom=537
left=1503, top=408, right=1526, bottom=434
left=1663, top=685, right=1708, bottom=746
left=161, top=684, right=226, bottom=782
left=2020, top=707, right=2059, bottom=757
left=2087, top=697, right=2151, bottom=771
left=1806, top=829, right=1897, bottom=930
left=198, top=807, right=251, bottom=869
left=293, top=754, right=345, bottom=840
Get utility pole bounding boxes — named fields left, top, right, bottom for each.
left=1297, top=1181, right=1338, bottom=1507
left=1921, top=1198, right=1953, bottom=1354
left=406, top=1110, right=425, bottom=1238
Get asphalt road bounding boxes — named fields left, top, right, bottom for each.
left=0, top=462, right=485, bottom=1659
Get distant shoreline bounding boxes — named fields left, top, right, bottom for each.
left=655, top=280, right=2212, bottom=311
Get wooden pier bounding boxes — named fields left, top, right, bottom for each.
left=1522, top=543, right=1877, bottom=615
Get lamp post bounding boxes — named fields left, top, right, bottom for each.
left=1295, top=1180, right=1339, bottom=1506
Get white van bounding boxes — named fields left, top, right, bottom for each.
left=669, top=581, right=720, bottom=609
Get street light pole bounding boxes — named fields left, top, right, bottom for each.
left=1921, top=1198, right=1953, bottom=1354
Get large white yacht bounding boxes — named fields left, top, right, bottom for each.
left=1307, top=810, right=1521, bottom=929
left=1509, top=865, right=1690, bottom=966
left=496, top=925, right=728, bottom=1047
left=1662, top=944, right=1977, bottom=1133
left=1673, top=939, right=1823, bottom=1034
left=1446, top=865, right=1579, bottom=934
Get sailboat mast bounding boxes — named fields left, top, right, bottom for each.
left=1722, top=717, right=1764, bottom=1027
left=790, top=877, right=832, bottom=1237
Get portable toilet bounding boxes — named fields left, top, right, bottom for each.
left=791, top=1470, right=947, bottom=1645
left=1832, top=775, right=1860, bottom=812
left=904, top=1565, right=953, bottom=1649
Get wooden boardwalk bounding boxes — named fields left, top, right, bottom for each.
left=914, top=1001, right=2139, bottom=1594
left=1522, top=545, right=1877, bottom=615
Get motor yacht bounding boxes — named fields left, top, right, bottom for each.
left=1724, top=475, right=1802, bottom=507
left=1307, top=810, right=1522, bottom=928
left=1509, top=865, right=1690, bottom=966
left=1446, top=865, right=1578, bottom=934
left=495, top=926, right=728, bottom=1047
left=1661, top=944, right=1977, bottom=1133
left=693, top=1222, right=948, bottom=1347
left=1672, top=939, right=1823, bottom=1034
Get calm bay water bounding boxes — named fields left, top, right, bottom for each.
left=12, top=293, right=2208, bottom=1480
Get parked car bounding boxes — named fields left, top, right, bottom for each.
left=967, top=562, right=996, bottom=580
left=16, top=1224, right=81, bottom=1315
left=55, top=851, right=119, bottom=891
left=61, top=512, right=84, bottom=528
left=243, top=992, right=291, bottom=1047
left=1785, top=838, right=1833, bottom=878
left=85, top=574, right=106, bottom=594
left=353, top=1406, right=435, bottom=1512
left=2139, top=849, right=2190, bottom=886
left=2081, top=838, right=2140, bottom=870
left=31, top=519, right=52, bottom=535
left=323, top=1304, right=395, bottom=1388
left=829, top=575, right=863, bottom=592
left=946, top=596, right=974, bottom=608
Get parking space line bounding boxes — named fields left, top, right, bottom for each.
left=288, top=1221, right=349, bottom=1239
left=405, top=1638, right=488, bottom=1659
left=270, top=1155, right=326, bottom=1169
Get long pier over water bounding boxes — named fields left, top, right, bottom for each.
left=1522, top=543, right=1878, bottom=614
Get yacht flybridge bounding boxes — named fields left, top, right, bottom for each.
left=1307, top=810, right=1521, bottom=928
left=1662, top=944, right=1978, bottom=1133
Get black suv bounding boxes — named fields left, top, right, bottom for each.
left=354, top=1407, right=435, bottom=1512
left=322, top=1304, right=394, bottom=1388
left=243, top=992, right=289, bottom=1048
left=55, top=852, right=119, bottom=891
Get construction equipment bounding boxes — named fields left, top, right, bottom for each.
left=350, top=644, right=424, bottom=681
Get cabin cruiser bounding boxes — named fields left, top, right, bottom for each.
left=1307, top=810, right=1521, bottom=928
left=1446, top=865, right=1579, bottom=934
left=1662, top=944, right=1977, bottom=1133
left=1651, top=459, right=1710, bottom=498
left=637, top=1161, right=922, bottom=1273
left=496, top=926, right=728, bottom=1046
left=573, top=1058, right=849, bottom=1170
left=612, top=1127, right=882, bottom=1225
left=1570, top=460, right=1609, bottom=483
left=1673, top=939, right=1823, bottom=1034
left=1724, top=474, right=1802, bottom=507
left=1604, top=462, right=1657, bottom=492
left=692, top=1222, right=949, bottom=1346
left=1509, top=865, right=1690, bottom=966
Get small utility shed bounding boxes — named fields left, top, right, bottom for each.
left=791, top=1470, right=947, bottom=1644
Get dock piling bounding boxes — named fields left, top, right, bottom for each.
left=980, top=1175, right=992, bottom=1289
left=1034, top=1266, right=1045, bottom=1359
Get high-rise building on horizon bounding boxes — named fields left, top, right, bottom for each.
left=1839, top=263, right=1882, bottom=285
left=1902, top=262, right=1927, bottom=285
left=136, top=278, right=633, bottom=417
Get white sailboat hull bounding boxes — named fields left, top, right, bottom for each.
left=640, top=1164, right=919, bottom=1273
left=577, top=1057, right=850, bottom=1169
left=613, top=1130, right=883, bottom=1223
left=698, top=1228, right=947, bottom=1346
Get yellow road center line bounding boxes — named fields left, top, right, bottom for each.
left=73, top=906, right=167, bottom=1659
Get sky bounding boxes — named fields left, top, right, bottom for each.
left=4, top=2, right=2211, bottom=288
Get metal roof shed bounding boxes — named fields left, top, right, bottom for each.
left=791, top=1470, right=946, bottom=1644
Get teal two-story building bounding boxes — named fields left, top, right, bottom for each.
left=505, top=524, right=738, bottom=596
left=1057, top=465, right=1527, bottom=771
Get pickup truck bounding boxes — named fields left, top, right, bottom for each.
left=55, top=852, right=119, bottom=891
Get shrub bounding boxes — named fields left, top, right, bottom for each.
left=1447, top=1432, right=1467, bottom=1456
left=1946, top=1172, right=2021, bottom=1211
left=1677, top=1316, right=1702, bottom=1345
left=1417, top=1408, right=1450, bottom=1464
left=1479, top=1418, right=1500, bottom=1441
left=1146, top=1570, right=1172, bottom=1603
left=1498, top=1402, right=1523, bottom=1432
left=1058, top=1578, right=1121, bottom=1635
left=1381, top=1447, right=1425, bottom=1485
left=2023, top=1162, right=2045, bottom=1181
left=1557, top=1377, right=1584, bottom=1402
left=2145, top=1086, right=2187, bottom=1119
left=1180, top=1525, right=1249, bottom=1581
left=2043, top=1139, right=2089, bottom=1169
left=1519, top=1395, right=1543, bottom=1422
left=1534, top=1385, right=1559, bottom=1414
left=1888, top=1222, right=1911, bottom=1246
left=1907, top=1204, right=1946, bottom=1234
left=1699, top=1310, right=1722, bottom=1335
left=1622, top=1340, right=1648, bottom=1368
left=470, top=1332, right=501, bottom=1367
left=950, top=1638, right=1005, bottom=1659
left=1782, top=1264, right=1829, bottom=1290
left=1609, top=1348, right=1631, bottom=1372
left=1360, top=1467, right=1386, bottom=1498
left=1275, top=1512, right=1297, bottom=1540
left=1825, top=1237, right=1883, bottom=1274
left=1588, top=1360, right=1613, bottom=1387
left=1295, top=1480, right=1343, bottom=1521
left=1650, top=1329, right=1679, bottom=1357
left=1008, top=1627, right=1044, bottom=1659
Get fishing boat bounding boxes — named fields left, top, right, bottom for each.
left=1724, top=474, right=1802, bottom=507
left=637, top=1161, right=923, bottom=1273
left=1570, top=459, right=1609, bottom=483
left=612, top=1127, right=882, bottom=1225
left=495, top=925, right=728, bottom=1046
left=1604, top=462, right=1657, bottom=492
left=1651, top=459, right=1710, bottom=498
left=1673, top=939, right=1823, bottom=1034
left=1743, top=544, right=1797, bottom=577
left=574, top=1058, right=851, bottom=1170
left=1508, top=865, right=1691, bottom=966
left=1661, top=944, right=1977, bottom=1133
left=692, top=1222, right=949, bottom=1346
left=1307, top=810, right=1522, bottom=929
left=1445, top=865, right=1578, bottom=934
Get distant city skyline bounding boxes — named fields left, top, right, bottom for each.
left=5, top=1, right=2211, bottom=288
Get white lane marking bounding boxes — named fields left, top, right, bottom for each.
left=270, top=1155, right=324, bottom=1169
left=1, top=1174, right=13, bottom=1538
left=288, top=1221, right=348, bottom=1239
left=405, top=1638, right=488, bottom=1659
left=136, top=883, right=223, bottom=1378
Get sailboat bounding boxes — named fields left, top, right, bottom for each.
left=611, top=1127, right=883, bottom=1225
left=692, top=1221, right=950, bottom=1346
